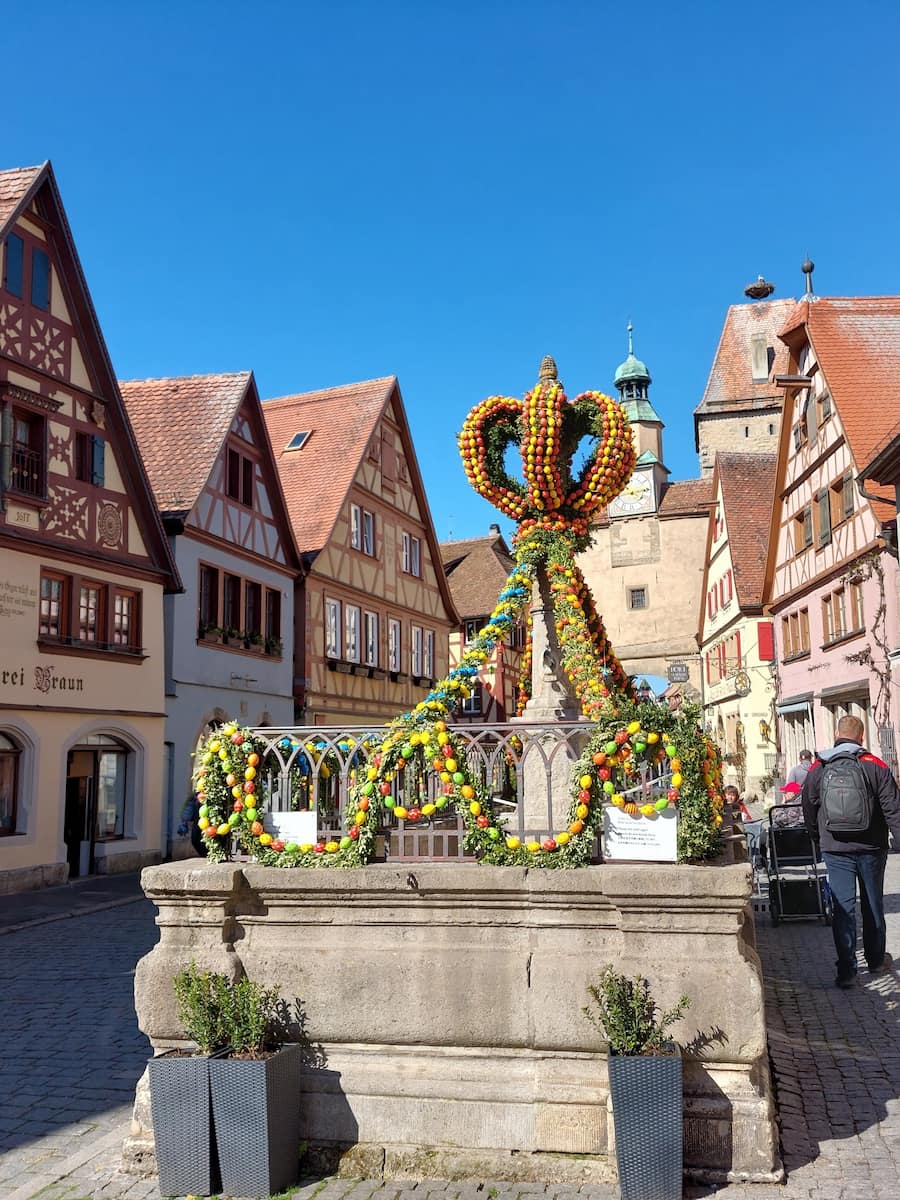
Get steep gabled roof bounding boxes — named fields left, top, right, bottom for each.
left=263, top=375, right=458, bottom=621
left=440, top=532, right=514, bottom=620
left=120, top=372, right=252, bottom=517
left=779, top=297, right=900, bottom=516
left=694, top=299, right=796, bottom=448
left=0, top=164, right=44, bottom=225
left=716, top=453, right=777, bottom=608
left=0, top=161, right=181, bottom=592
left=263, top=376, right=393, bottom=556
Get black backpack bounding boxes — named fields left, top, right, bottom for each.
left=820, top=753, right=874, bottom=833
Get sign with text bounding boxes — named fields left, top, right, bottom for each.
left=666, top=662, right=690, bottom=683
left=603, top=806, right=678, bottom=862
left=264, top=810, right=318, bottom=845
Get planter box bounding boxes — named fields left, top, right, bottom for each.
left=147, top=1052, right=219, bottom=1197
left=209, top=1043, right=302, bottom=1196
left=608, top=1046, right=682, bottom=1200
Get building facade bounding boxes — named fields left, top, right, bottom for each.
left=120, top=372, right=301, bottom=853
left=579, top=333, right=712, bottom=696
left=0, top=163, right=180, bottom=893
left=264, top=376, right=458, bottom=725
left=698, top=454, right=778, bottom=796
left=766, top=294, right=900, bottom=770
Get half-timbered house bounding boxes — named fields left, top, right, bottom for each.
left=766, top=293, right=900, bottom=769
left=440, top=526, right=525, bottom=722
left=263, top=376, right=458, bottom=724
left=697, top=453, right=778, bottom=797
left=120, top=372, right=302, bottom=853
left=0, top=162, right=181, bottom=893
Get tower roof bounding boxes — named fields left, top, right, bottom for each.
left=613, top=323, right=661, bottom=424
left=614, top=322, right=652, bottom=386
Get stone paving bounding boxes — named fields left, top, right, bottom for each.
left=2, top=859, right=900, bottom=1199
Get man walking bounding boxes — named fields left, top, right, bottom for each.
left=802, top=716, right=900, bottom=988
left=788, top=749, right=814, bottom=789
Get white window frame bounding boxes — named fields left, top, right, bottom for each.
left=325, top=598, right=341, bottom=659
left=350, top=504, right=361, bottom=550
left=362, top=510, right=375, bottom=556
left=424, top=629, right=434, bottom=679
left=345, top=604, right=361, bottom=663
left=364, top=611, right=379, bottom=667
left=411, top=624, right=424, bottom=676
left=462, top=683, right=483, bottom=716
left=388, top=618, right=401, bottom=672
left=403, top=531, right=421, bottom=576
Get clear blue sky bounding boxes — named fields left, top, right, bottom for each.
left=7, top=1, right=900, bottom=543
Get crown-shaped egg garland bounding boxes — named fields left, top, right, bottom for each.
left=194, top=358, right=724, bottom=867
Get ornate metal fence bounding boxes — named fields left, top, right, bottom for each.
left=249, top=722, right=675, bottom=862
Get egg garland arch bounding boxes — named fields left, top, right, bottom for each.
left=193, top=359, right=723, bottom=866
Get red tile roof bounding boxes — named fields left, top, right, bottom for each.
left=0, top=164, right=44, bottom=228
left=120, top=373, right=252, bottom=516
left=696, top=299, right=796, bottom=414
left=263, top=377, right=395, bottom=556
left=779, top=297, right=900, bottom=516
left=440, top=532, right=515, bottom=619
left=715, top=452, right=777, bottom=608
left=657, top=477, right=715, bottom=515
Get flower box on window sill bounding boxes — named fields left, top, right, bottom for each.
left=390, top=671, right=409, bottom=684
left=412, top=674, right=432, bottom=687
left=369, top=667, right=387, bottom=681
left=328, top=659, right=353, bottom=674
left=349, top=662, right=367, bottom=676
left=264, top=639, right=283, bottom=658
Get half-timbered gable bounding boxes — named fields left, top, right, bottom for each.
left=264, top=376, right=458, bottom=724
left=698, top=453, right=777, bottom=795
left=766, top=296, right=900, bottom=766
left=0, top=161, right=180, bottom=892
left=441, top=529, right=525, bottom=722
left=120, top=371, right=302, bottom=853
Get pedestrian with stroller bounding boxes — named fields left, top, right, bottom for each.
left=801, top=716, right=900, bottom=988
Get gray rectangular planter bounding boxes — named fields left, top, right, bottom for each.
left=147, top=1052, right=219, bottom=1197
left=209, top=1042, right=302, bottom=1196
left=608, top=1046, right=682, bottom=1200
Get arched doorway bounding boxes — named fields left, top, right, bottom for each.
left=0, top=732, right=22, bottom=836
left=65, top=734, right=130, bottom=878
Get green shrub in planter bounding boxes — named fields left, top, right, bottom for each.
left=148, top=963, right=230, bottom=1197
left=583, top=966, right=690, bottom=1200
left=209, top=976, right=303, bottom=1197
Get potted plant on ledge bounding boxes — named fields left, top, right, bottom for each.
left=208, top=975, right=303, bottom=1196
left=148, top=964, right=227, bottom=1197
left=583, top=965, right=689, bottom=1200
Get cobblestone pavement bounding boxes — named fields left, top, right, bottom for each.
left=2, top=859, right=900, bottom=1199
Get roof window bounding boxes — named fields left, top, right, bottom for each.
left=284, top=431, right=311, bottom=451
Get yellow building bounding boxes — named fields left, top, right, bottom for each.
left=0, top=162, right=180, bottom=893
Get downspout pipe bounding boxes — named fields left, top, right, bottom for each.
left=855, top=473, right=899, bottom=559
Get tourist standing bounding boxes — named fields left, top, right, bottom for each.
left=801, top=716, right=900, bottom=988
left=787, top=749, right=814, bottom=789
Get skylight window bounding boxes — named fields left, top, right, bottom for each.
left=284, top=431, right=311, bottom=452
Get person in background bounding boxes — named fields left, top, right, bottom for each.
left=787, top=749, right=814, bottom=789
left=724, top=784, right=753, bottom=822
left=177, top=792, right=208, bottom=858
left=802, top=715, right=900, bottom=988
left=772, top=780, right=805, bottom=827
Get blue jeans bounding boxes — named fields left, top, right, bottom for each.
left=822, top=850, right=888, bottom=978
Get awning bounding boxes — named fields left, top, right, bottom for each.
left=818, top=680, right=870, bottom=702
left=776, top=699, right=812, bottom=715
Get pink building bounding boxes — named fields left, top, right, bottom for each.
left=767, top=288, right=900, bottom=773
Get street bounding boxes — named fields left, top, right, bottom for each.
left=2, top=860, right=900, bottom=1200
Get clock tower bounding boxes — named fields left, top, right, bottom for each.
left=608, top=323, right=670, bottom=518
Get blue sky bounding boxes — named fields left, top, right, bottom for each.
left=7, top=1, right=900, bottom=542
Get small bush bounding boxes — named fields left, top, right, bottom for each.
left=582, top=964, right=689, bottom=1056
left=172, top=964, right=230, bottom=1054
left=172, top=963, right=283, bottom=1057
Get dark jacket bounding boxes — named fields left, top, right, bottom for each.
left=802, top=738, right=900, bottom=853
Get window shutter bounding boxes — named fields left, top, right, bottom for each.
left=734, top=629, right=742, bottom=668
left=91, top=436, right=105, bottom=486
left=817, top=489, right=832, bottom=547
left=758, top=621, right=775, bottom=662
left=843, top=471, right=855, bottom=519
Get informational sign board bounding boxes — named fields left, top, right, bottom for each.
left=667, top=662, right=690, bottom=683
left=264, top=810, right=318, bottom=844
left=602, top=806, right=678, bottom=862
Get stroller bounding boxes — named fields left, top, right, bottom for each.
left=762, top=803, right=832, bottom=926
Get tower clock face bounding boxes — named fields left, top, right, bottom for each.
left=609, top=471, right=654, bottom=516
